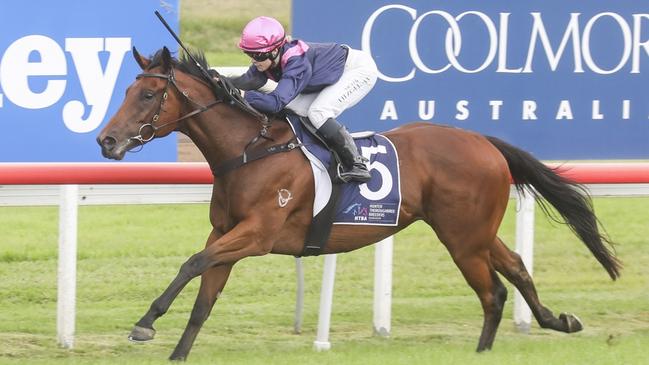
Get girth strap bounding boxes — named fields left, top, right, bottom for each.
left=211, top=140, right=302, bottom=177
left=300, top=156, right=343, bottom=257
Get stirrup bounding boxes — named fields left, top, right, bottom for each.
left=336, top=163, right=371, bottom=184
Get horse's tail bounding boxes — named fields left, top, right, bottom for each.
left=486, top=136, right=622, bottom=280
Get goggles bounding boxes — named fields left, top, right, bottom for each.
left=245, top=48, right=278, bottom=62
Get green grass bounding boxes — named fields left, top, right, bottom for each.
left=180, top=0, right=290, bottom=66
left=1, top=198, right=648, bottom=364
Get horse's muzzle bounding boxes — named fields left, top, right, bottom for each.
left=97, top=135, right=125, bottom=160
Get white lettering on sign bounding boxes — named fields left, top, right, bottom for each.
left=418, top=100, right=435, bottom=120
left=362, top=5, right=649, bottom=80
left=556, top=100, right=573, bottom=120
left=456, top=100, right=470, bottom=120
left=522, top=100, right=538, bottom=120
left=622, top=99, right=630, bottom=119
left=0, top=35, right=131, bottom=133
left=379, top=99, right=399, bottom=120
left=64, top=37, right=131, bottom=132
left=490, top=100, right=503, bottom=120
left=379, top=99, right=646, bottom=122
left=1, top=35, right=67, bottom=109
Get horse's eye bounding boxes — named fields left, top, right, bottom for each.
left=143, top=91, right=155, bottom=100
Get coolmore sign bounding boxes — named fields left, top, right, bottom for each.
left=0, top=1, right=179, bottom=162
left=293, top=1, right=649, bottom=159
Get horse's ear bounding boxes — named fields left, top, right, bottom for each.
left=132, top=47, right=150, bottom=70
left=161, top=46, right=172, bottom=72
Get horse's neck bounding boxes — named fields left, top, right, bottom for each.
left=183, top=105, right=282, bottom=171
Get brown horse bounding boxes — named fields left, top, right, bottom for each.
left=97, top=47, right=621, bottom=361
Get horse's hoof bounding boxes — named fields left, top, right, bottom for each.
left=559, top=312, right=583, bottom=333
left=128, top=325, right=156, bottom=342
left=169, top=354, right=187, bottom=362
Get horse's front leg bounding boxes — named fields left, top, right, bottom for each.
left=169, top=264, right=233, bottom=361
left=128, top=248, right=213, bottom=342
left=128, top=220, right=273, bottom=344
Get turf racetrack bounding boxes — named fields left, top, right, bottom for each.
left=1, top=198, right=648, bottom=364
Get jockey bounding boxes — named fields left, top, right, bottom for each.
left=228, top=16, right=378, bottom=183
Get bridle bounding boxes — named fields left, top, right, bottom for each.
left=127, top=67, right=222, bottom=152
left=124, top=64, right=300, bottom=177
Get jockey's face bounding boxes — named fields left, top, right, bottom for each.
left=245, top=48, right=280, bottom=72
left=251, top=58, right=273, bottom=72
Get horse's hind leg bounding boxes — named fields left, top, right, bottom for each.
left=448, top=247, right=508, bottom=351
left=169, top=264, right=233, bottom=361
left=490, top=236, right=583, bottom=333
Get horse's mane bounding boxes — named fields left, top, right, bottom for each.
left=147, top=47, right=267, bottom=121
left=149, top=48, right=213, bottom=84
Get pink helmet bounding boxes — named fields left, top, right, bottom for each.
left=238, top=16, right=286, bottom=53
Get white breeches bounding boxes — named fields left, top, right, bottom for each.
left=285, top=48, right=378, bottom=129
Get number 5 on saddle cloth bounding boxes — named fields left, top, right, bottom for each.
left=286, top=115, right=402, bottom=256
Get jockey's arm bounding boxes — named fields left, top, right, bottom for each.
left=225, top=66, right=268, bottom=91
left=242, top=58, right=311, bottom=114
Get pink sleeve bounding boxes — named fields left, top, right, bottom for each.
left=280, top=40, right=310, bottom=69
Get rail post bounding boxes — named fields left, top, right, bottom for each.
left=294, top=257, right=304, bottom=334
left=373, top=236, right=393, bottom=337
left=56, top=184, right=78, bottom=348
left=514, top=188, right=535, bottom=333
left=314, top=254, right=337, bottom=351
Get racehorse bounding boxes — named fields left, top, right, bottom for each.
left=97, top=46, right=621, bottom=361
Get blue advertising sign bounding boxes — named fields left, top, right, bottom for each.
left=0, top=0, right=179, bottom=162
left=293, top=1, right=649, bottom=159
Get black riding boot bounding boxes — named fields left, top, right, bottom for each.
left=317, top=118, right=371, bottom=183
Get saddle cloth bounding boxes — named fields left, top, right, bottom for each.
left=285, top=115, right=402, bottom=226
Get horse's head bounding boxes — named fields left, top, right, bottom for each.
left=97, top=46, right=188, bottom=160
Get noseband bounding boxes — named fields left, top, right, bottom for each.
left=128, top=67, right=222, bottom=151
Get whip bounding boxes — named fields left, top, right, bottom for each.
left=154, top=10, right=269, bottom=123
